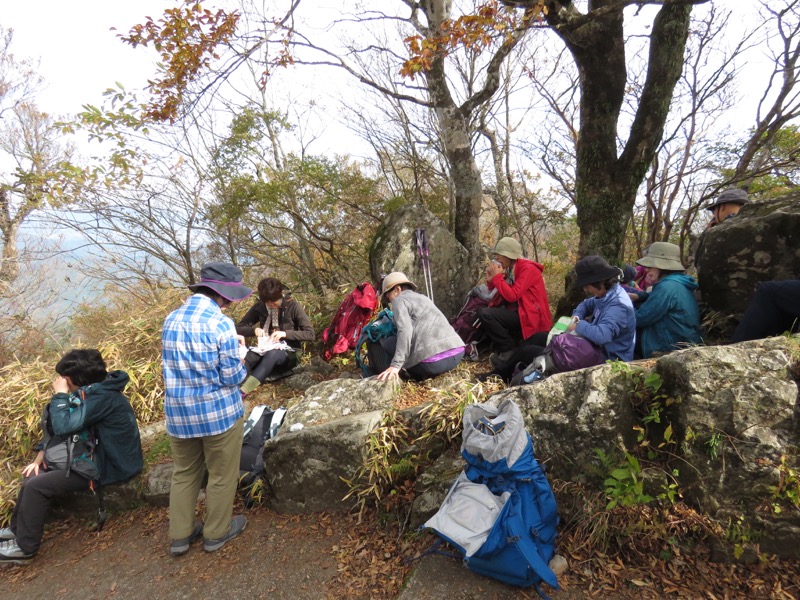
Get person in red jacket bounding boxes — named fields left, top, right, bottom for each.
left=477, top=237, right=552, bottom=366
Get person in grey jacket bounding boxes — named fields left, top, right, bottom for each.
left=375, top=272, right=465, bottom=382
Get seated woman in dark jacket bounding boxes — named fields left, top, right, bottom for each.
left=0, top=349, right=143, bottom=564
left=236, top=277, right=315, bottom=394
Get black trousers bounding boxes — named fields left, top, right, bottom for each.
left=244, top=349, right=295, bottom=383
left=477, top=307, right=522, bottom=352
left=490, top=332, right=550, bottom=381
left=367, top=337, right=464, bottom=381
left=11, top=469, right=90, bottom=554
left=730, top=280, right=800, bottom=343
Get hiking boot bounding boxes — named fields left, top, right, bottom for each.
left=203, top=515, right=247, bottom=552
left=0, top=528, right=15, bottom=541
left=0, top=540, right=33, bottom=564
left=169, top=521, right=203, bottom=557
left=489, top=350, right=514, bottom=369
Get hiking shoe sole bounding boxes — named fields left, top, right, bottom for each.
left=169, top=521, right=203, bottom=557
left=0, top=540, right=33, bottom=564
left=203, top=515, right=247, bottom=552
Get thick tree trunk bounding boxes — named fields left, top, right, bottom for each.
left=437, top=107, right=484, bottom=274
left=548, top=0, right=694, bottom=313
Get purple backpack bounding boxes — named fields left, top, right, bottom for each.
left=549, top=334, right=605, bottom=372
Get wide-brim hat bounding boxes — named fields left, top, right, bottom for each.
left=381, top=271, right=417, bottom=297
left=188, top=262, right=253, bottom=301
left=574, top=255, right=621, bottom=288
left=705, top=188, right=749, bottom=211
left=493, top=237, right=523, bottom=261
left=635, top=242, right=685, bottom=271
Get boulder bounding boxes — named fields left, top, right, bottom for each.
left=141, top=462, right=174, bottom=507
left=51, top=476, right=143, bottom=520
left=697, top=193, right=800, bottom=314
left=262, top=410, right=384, bottom=513
left=369, top=203, right=472, bottom=319
left=484, top=337, right=800, bottom=559
left=656, top=339, right=798, bottom=516
left=284, top=377, right=399, bottom=428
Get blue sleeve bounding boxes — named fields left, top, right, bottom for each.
left=635, top=285, right=674, bottom=328
left=575, top=302, right=626, bottom=347
left=217, top=319, right=248, bottom=386
left=572, top=298, right=594, bottom=320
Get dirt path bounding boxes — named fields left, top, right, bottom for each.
left=1, top=505, right=347, bottom=600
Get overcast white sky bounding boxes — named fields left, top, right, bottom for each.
left=2, top=1, right=169, bottom=117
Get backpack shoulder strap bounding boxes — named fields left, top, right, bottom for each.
left=269, top=408, right=287, bottom=439
left=243, top=405, right=268, bottom=440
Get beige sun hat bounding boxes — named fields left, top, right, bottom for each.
left=380, top=272, right=417, bottom=297
left=493, top=237, right=523, bottom=260
left=636, top=242, right=685, bottom=271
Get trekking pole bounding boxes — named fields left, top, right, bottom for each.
left=423, top=230, right=434, bottom=302
left=415, top=228, right=433, bottom=301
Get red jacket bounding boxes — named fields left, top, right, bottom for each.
left=487, top=258, right=552, bottom=339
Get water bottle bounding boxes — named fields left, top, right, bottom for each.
left=523, top=369, right=543, bottom=384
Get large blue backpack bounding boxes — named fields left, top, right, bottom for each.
left=425, top=398, right=559, bottom=593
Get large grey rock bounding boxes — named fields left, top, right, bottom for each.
left=369, top=204, right=472, bottom=319
left=489, top=365, right=639, bottom=484
left=263, top=410, right=384, bottom=513
left=698, top=193, right=800, bottom=314
left=657, top=339, right=797, bottom=515
left=142, top=462, right=173, bottom=507
left=51, top=476, right=142, bottom=519
left=476, top=338, right=800, bottom=559
left=284, top=377, right=399, bottom=428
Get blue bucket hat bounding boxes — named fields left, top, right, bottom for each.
left=188, top=262, right=253, bottom=301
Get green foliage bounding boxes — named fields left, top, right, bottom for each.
left=143, top=431, right=171, bottom=464
left=342, top=407, right=415, bottom=515
left=207, top=104, right=390, bottom=293
left=769, top=454, right=800, bottom=514
left=705, top=432, right=724, bottom=461
left=595, top=449, right=654, bottom=509
left=724, top=515, right=762, bottom=561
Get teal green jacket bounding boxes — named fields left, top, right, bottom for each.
left=635, top=274, right=703, bottom=358
left=48, top=370, right=143, bottom=486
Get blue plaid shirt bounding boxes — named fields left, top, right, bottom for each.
left=162, top=294, right=247, bottom=438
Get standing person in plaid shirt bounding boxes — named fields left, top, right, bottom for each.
left=161, top=262, right=253, bottom=556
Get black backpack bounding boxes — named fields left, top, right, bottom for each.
left=239, top=405, right=287, bottom=507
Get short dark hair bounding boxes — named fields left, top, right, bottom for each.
left=55, top=349, right=108, bottom=387
left=587, top=276, right=620, bottom=291
left=192, top=286, right=231, bottom=308
left=257, top=278, right=284, bottom=303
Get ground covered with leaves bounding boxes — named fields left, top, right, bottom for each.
left=3, top=358, right=799, bottom=598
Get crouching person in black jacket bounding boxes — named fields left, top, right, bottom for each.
left=0, top=349, right=143, bottom=564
